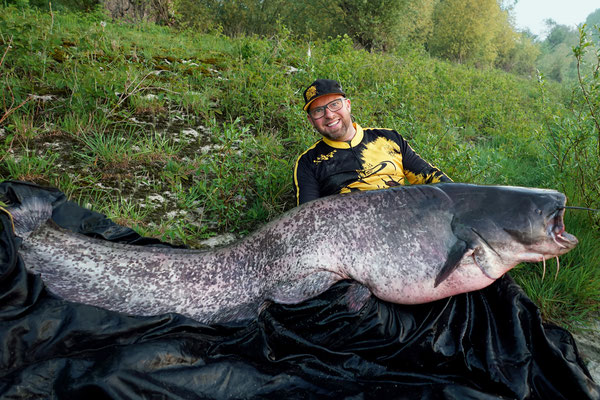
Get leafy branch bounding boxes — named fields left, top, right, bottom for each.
left=573, top=25, right=600, bottom=156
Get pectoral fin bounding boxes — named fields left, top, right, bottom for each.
left=434, top=240, right=470, bottom=287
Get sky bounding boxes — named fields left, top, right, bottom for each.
left=512, top=0, right=599, bottom=38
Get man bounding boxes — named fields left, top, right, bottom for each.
left=294, top=79, right=451, bottom=205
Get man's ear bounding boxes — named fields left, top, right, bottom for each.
left=346, top=98, right=351, bottom=113
left=306, top=113, right=315, bottom=128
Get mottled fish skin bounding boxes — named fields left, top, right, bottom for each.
left=12, top=183, right=578, bottom=323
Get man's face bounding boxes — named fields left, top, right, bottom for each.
left=307, top=94, right=355, bottom=142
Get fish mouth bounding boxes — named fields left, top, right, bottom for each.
left=548, top=208, right=578, bottom=250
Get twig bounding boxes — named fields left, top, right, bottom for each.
left=0, top=36, right=13, bottom=68
left=108, top=76, right=181, bottom=117
left=108, top=71, right=154, bottom=116
left=49, top=2, right=54, bottom=35
left=0, top=37, right=33, bottom=127
left=0, top=133, right=16, bottom=163
left=0, top=94, right=33, bottom=125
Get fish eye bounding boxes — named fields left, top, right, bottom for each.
left=535, top=209, right=542, bottom=215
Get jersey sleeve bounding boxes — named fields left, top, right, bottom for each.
left=397, top=134, right=452, bottom=184
left=293, top=154, right=321, bottom=206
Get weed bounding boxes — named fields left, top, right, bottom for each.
left=98, top=195, right=152, bottom=229
left=135, top=130, right=182, bottom=162
left=1, top=149, right=59, bottom=181
left=74, top=127, right=135, bottom=168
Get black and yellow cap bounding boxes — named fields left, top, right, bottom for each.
left=302, top=79, right=346, bottom=111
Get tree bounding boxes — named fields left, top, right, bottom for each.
left=497, top=33, right=540, bottom=77
left=584, top=8, right=600, bottom=44
left=173, top=0, right=215, bottom=32
left=173, top=0, right=438, bottom=52
left=291, top=0, right=437, bottom=51
left=491, top=5, right=518, bottom=69
left=545, top=19, right=574, bottom=48
left=395, top=0, right=438, bottom=46
left=584, top=8, right=600, bottom=28
left=537, top=21, right=580, bottom=82
left=333, top=0, right=407, bottom=51
left=428, top=0, right=520, bottom=68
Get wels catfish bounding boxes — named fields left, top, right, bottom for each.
left=7, top=183, right=578, bottom=324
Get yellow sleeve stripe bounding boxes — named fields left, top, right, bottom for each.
left=361, top=127, right=395, bottom=132
left=293, top=140, right=322, bottom=206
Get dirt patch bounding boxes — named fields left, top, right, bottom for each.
left=572, top=317, right=600, bottom=383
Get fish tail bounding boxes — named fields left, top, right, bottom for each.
left=7, top=196, right=53, bottom=239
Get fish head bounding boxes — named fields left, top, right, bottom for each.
left=498, top=188, right=578, bottom=260
left=449, top=185, right=578, bottom=267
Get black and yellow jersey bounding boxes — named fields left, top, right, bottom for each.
left=293, top=123, right=451, bottom=205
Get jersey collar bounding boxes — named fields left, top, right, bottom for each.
left=322, top=123, right=364, bottom=149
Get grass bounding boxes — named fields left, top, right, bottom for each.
left=0, top=5, right=598, bottom=328
left=75, top=128, right=136, bottom=167
left=2, top=149, right=59, bottom=181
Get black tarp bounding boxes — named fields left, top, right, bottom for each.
left=0, top=180, right=598, bottom=399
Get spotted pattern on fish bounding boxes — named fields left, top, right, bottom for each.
left=11, top=183, right=578, bottom=323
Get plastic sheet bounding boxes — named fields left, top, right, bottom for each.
left=0, top=180, right=598, bottom=399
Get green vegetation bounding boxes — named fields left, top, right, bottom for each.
left=173, top=0, right=535, bottom=73
left=0, top=4, right=599, bottom=329
left=515, top=212, right=600, bottom=328
left=535, top=13, right=600, bottom=83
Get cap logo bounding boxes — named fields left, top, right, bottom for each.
left=306, top=85, right=317, bottom=101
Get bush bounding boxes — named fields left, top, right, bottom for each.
left=540, top=26, right=600, bottom=226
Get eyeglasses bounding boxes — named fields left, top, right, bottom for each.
left=308, top=98, right=345, bottom=119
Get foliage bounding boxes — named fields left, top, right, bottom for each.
left=210, top=0, right=289, bottom=37
left=534, top=20, right=599, bottom=84
left=497, top=32, right=540, bottom=77
left=327, top=0, right=408, bottom=51
left=3, top=0, right=100, bottom=11
left=584, top=9, right=600, bottom=51
left=586, top=9, right=600, bottom=42
left=173, top=0, right=313, bottom=38
left=519, top=27, right=600, bottom=328
left=170, top=0, right=536, bottom=74
left=539, top=26, right=600, bottom=222
left=429, top=0, right=515, bottom=67
left=172, top=0, right=217, bottom=33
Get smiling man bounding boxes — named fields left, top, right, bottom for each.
left=294, top=79, right=452, bottom=205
